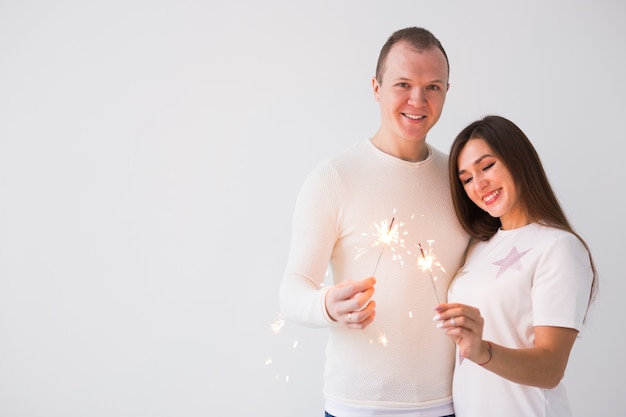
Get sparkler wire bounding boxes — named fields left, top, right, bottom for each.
left=419, top=243, right=441, bottom=304
left=371, top=217, right=395, bottom=276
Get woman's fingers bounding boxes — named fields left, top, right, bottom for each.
left=433, top=303, right=483, bottom=329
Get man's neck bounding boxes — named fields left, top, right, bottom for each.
left=371, top=132, right=429, bottom=162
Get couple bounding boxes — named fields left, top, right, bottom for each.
left=279, top=27, right=598, bottom=417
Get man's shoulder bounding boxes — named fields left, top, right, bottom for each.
left=302, top=140, right=368, bottom=180
left=314, top=140, right=369, bottom=167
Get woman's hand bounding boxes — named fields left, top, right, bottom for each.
left=433, top=303, right=491, bottom=364
left=434, top=303, right=579, bottom=388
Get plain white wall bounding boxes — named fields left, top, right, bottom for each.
left=1, top=1, right=624, bottom=416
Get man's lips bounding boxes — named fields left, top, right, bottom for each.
left=402, top=113, right=425, bottom=120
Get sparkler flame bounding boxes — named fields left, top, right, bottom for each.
left=370, top=212, right=407, bottom=275
left=355, top=210, right=407, bottom=269
left=371, top=217, right=396, bottom=276
left=418, top=241, right=444, bottom=304
left=374, top=217, right=398, bottom=247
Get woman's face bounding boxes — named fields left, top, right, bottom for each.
left=456, top=138, right=529, bottom=230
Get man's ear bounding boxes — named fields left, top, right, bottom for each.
left=372, top=76, right=381, bottom=102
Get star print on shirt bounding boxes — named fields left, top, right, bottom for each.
left=492, top=246, right=531, bottom=278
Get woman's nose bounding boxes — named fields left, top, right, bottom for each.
left=473, top=175, right=488, bottom=191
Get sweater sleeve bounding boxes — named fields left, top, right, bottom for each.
left=279, top=161, right=343, bottom=328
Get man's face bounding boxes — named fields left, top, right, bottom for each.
left=372, top=42, right=449, bottom=145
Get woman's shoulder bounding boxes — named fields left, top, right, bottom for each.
left=523, top=223, right=588, bottom=256
left=528, top=223, right=579, bottom=241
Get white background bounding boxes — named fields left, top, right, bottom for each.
left=1, top=1, right=624, bottom=416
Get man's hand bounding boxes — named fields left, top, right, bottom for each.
left=325, top=277, right=376, bottom=329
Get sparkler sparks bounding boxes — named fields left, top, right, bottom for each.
left=377, top=329, right=389, bottom=347
left=372, top=217, right=396, bottom=276
left=418, top=241, right=445, bottom=304
left=270, top=314, right=285, bottom=335
left=354, top=211, right=407, bottom=270
left=266, top=313, right=299, bottom=383
left=367, top=212, right=407, bottom=275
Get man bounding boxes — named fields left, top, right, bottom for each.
left=279, top=27, right=469, bottom=417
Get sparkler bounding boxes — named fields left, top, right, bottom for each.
left=416, top=246, right=464, bottom=364
left=418, top=241, right=443, bottom=304
left=371, top=216, right=399, bottom=276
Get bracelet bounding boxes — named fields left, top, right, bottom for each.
left=478, top=341, right=493, bottom=366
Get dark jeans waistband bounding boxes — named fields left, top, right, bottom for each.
left=325, top=413, right=454, bottom=417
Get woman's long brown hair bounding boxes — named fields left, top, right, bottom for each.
left=448, top=115, right=598, bottom=314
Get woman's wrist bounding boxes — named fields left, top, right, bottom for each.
left=477, top=340, right=493, bottom=366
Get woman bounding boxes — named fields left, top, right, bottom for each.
left=434, top=115, right=598, bottom=416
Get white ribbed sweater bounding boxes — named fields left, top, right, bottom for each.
left=280, top=139, right=469, bottom=409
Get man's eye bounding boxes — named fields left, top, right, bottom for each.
left=427, top=85, right=440, bottom=91
left=397, top=82, right=409, bottom=88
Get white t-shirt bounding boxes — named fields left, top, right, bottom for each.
left=280, top=139, right=469, bottom=414
left=448, top=223, right=593, bottom=417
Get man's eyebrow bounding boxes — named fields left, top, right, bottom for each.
left=391, top=77, right=447, bottom=84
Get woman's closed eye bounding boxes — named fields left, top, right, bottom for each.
left=460, top=175, right=473, bottom=185
left=482, top=161, right=495, bottom=172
